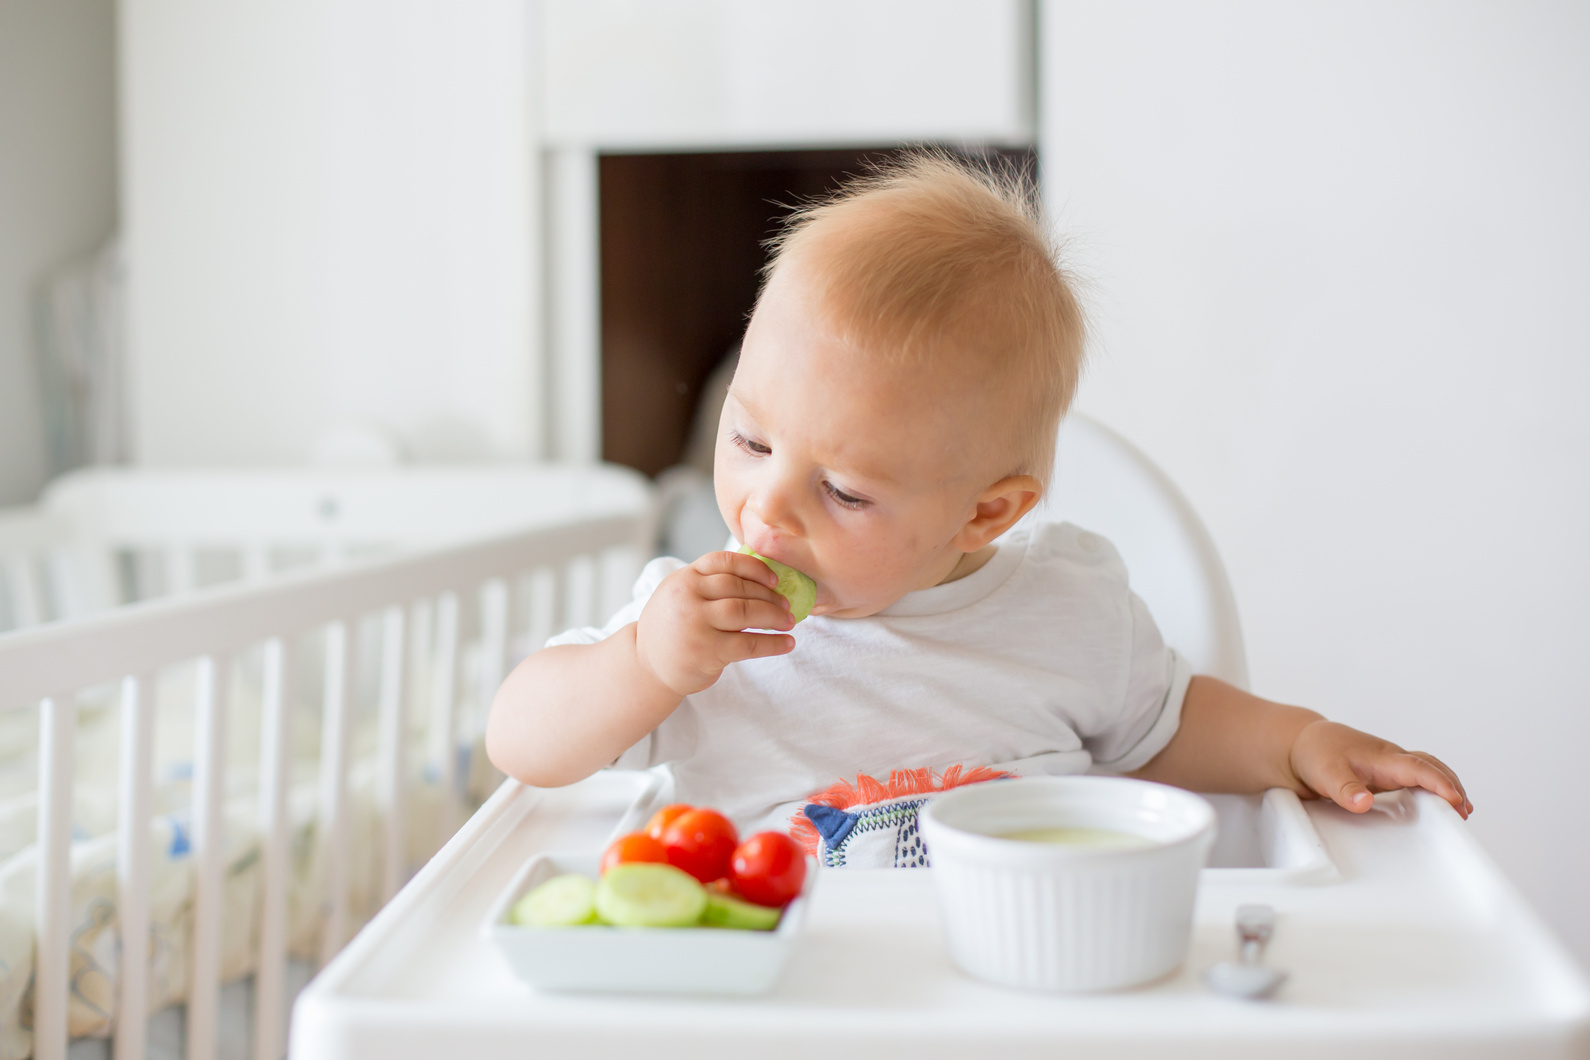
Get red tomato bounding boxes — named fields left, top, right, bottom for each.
left=644, top=803, right=694, bottom=842
left=600, top=831, right=668, bottom=876
left=661, top=809, right=739, bottom=883
left=729, top=832, right=807, bottom=908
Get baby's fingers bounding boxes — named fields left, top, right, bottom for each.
left=1368, top=751, right=1471, bottom=819
left=705, top=596, right=794, bottom=633
left=716, top=629, right=795, bottom=666
left=1306, top=757, right=1377, bottom=814
left=1407, top=751, right=1471, bottom=815
left=696, top=572, right=789, bottom=610
left=693, top=549, right=780, bottom=589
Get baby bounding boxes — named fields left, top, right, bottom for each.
left=487, top=151, right=1469, bottom=860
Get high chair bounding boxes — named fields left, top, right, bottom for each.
left=1039, top=412, right=1248, bottom=688
left=290, top=417, right=1589, bottom=1060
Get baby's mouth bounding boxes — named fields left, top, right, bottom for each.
left=737, top=544, right=818, bottom=623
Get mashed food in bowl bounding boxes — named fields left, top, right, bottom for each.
left=922, top=776, right=1217, bottom=991
left=997, top=826, right=1154, bottom=849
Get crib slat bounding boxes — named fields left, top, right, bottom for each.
left=116, top=673, right=156, bottom=1060
left=254, top=638, right=292, bottom=1060
left=556, top=559, right=578, bottom=631
left=376, top=605, right=408, bottom=902
left=599, top=544, right=641, bottom=625
left=166, top=545, right=194, bottom=596
left=187, top=655, right=228, bottom=1060
left=45, top=549, right=78, bottom=622
left=479, top=580, right=509, bottom=735
left=595, top=547, right=622, bottom=628
left=408, top=598, right=433, bottom=777
left=567, top=555, right=596, bottom=628
left=475, top=581, right=510, bottom=794
left=559, top=560, right=578, bottom=630
left=317, top=619, right=356, bottom=966
left=34, top=692, right=76, bottom=1060
left=7, top=556, right=43, bottom=627
left=524, top=567, right=556, bottom=656
left=428, top=592, right=461, bottom=847
left=503, top=575, right=522, bottom=668
left=132, top=549, right=159, bottom=605
left=543, top=564, right=565, bottom=648
left=241, top=543, right=270, bottom=582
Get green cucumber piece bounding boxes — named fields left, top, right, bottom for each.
left=595, top=863, right=708, bottom=927
left=511, top=873, right=598, bottom=927
left=738, top=547, right=817, bottom=623
left=701, top=892, right=782, bottom=931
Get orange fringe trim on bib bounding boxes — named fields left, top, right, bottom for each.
left=788, top=764, right=1016, bottom=855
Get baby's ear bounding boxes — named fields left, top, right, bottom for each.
left=953, top=475, right=1042, bottom=551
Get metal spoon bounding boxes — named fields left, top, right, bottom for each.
left=1203, top=903, right=1288, bottom=999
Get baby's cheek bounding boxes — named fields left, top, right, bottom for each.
left=877, top=518, right=937, bottom=566
left=836, top=533, right=919, bottom=593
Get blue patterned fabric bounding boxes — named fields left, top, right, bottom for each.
left=802, top=793, right=933, bottom=868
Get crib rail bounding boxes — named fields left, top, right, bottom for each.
left=1, top=463, right=657, bottom=629
left=0, top=512, right=651, bottom=1060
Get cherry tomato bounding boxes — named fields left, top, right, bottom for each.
left=645, top=803, right=694, bottom=842
left=661, top=808, right=739, bottom=883
left=729, top=832, right=807, bottom=908
left=600, top=831, right=668, bottom=876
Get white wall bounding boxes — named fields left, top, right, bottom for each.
left=0, top=0, right=118, bottom=503
left=1042, top=1, right=1590, bottom=962
left=120, top=0, right=542, bottom=466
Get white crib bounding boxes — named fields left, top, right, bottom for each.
left=0, top=464, right=655, bottom=1060
left=0, top=465, right=655, bottom=630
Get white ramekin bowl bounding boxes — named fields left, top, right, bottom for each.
left=920, top=776, right=1217, bottom=992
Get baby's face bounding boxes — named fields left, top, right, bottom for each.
left=715, top=264, right=1002, bottom=618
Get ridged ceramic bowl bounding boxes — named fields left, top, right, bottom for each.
left=920, top=776, right=1217, bottom=992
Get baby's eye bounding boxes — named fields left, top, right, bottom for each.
left=823, top=480, right=868, bottom=510
left=731, top=431, right=770, bottom=456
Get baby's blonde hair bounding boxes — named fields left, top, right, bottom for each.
left=760, top=149, right=1085, bottom=489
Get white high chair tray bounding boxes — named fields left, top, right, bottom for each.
left=292, top=771, right=1590, bottom=1060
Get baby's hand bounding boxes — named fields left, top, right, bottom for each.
left=635, top=551, right=796, bottom=697
left=1289, top=720, right=1472, bottom=819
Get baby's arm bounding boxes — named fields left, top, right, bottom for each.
left=485, top=551, right=795, bottom=787
left=1129, top=676, right=1471, bottom=818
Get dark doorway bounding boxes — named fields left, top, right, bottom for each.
left=598, top=146, right=1036, bottom=477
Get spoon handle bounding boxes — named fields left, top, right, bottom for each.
left=1235, top=903, right=1276, bottom=963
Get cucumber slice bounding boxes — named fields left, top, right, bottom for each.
left=738, top=547, right=817, bottom=623
left=511, top=873, right=598, bottom=927
left=595, top=863, right=708, bottom=927
left=702, top=892, right=782, bottom=931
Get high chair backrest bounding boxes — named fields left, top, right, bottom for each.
left=1017, top=413, right=1249, bottom=689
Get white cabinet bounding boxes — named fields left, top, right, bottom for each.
left=540, top=0, right=1033, bottom=150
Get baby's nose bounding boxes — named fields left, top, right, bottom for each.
left=747, top=487, right=802, bottom=541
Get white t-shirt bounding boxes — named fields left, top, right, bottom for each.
left=546, top=521, right=1191, bottom=830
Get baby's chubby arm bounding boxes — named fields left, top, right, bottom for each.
left=485, top=551, right=795, bottom=787
left=1129, top=676, right=1472, bottom=819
